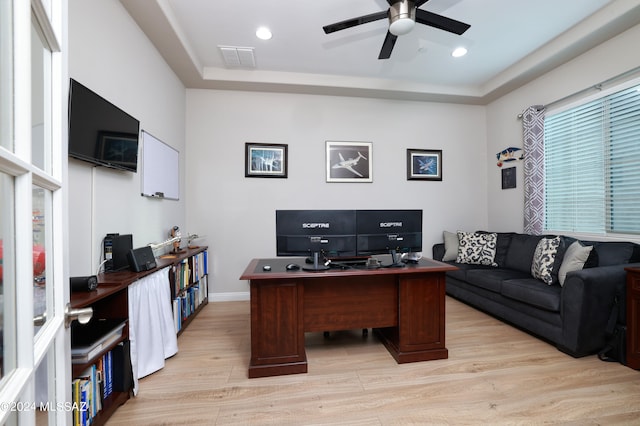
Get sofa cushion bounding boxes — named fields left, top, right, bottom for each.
left=465, top=268, right=531, bottom=293
left=445, top=263, right=494, bottom=282
left=476, top=231, right=515, bottom=267
left=558, top=241, right=593, bottom=286
left=531, top=236, right=561, bottom=285
left=501, top=278, right=561, bottom=312
left=456, top=231, right=497, bottom=266
left=504, top=234, right=544, bottom=274
left=591, top=241, right=637, bottom=266
left=442, top=231, right=459, bottom=261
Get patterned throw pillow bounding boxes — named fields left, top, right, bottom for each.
left=456, top=231, right=497, bottom=266
left=531, top=236, right=561, bottom=285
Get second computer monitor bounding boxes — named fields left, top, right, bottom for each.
left=356, top=209, right=423, bottom=257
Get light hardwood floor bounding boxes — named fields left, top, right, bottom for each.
left=106, top=297, right=640, bottom=425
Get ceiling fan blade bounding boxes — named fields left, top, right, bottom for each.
left=415, top=9, right=470, bottom=35
left=323, top=11, right=388, bottom=34
left=415, top=0, right=431, bottom=7
left=378, top=31, right=398, bottom=59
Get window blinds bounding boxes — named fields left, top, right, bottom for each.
left=544, top=84, right=640, bottom=235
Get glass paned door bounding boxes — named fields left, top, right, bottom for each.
left=0, top=1, right=68, bottom=424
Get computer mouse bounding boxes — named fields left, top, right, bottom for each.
left=286, top=263, right=300, bottom=271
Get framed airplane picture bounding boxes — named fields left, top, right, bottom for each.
left=407, top=149, right=442, bottom=181
left=326, top=141, right=373, bottom=183
left=245, top=142, right=288, bottom=178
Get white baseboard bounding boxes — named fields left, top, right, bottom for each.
left=208, top=291, right=250, bottom=302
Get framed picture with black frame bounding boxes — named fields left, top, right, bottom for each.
left=407, top=149, right=442, bottom=181
left=245, top=142, right=288, bottom=178
left=502, top=166, right=516, bottom=189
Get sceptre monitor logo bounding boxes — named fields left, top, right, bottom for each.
left=302, top=223, right=330, bottom=229
left=380, top=222, right=403, bottom=228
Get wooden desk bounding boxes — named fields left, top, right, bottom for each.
left=240, top=257, right=458, bottom=378
left=626, top=267, right=640, bottom=370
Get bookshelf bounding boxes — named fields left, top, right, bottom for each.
left=166, top=247, right=209, bottom=335
left=70, top=281, right=131, bottom=426
left=69, top=246, right=208, bottom=425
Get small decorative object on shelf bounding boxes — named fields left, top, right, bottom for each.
left=170, top=226, right=184, bottom=254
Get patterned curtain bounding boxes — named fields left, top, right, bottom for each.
left=522, top=105, right=546, bottom=235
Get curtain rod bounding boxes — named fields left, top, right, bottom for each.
left=517, top=65, right=640, bottom=119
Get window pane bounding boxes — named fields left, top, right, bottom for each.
left=545, top=81, right=640, bottom=235
left=33, top=186, right=47, bottom=336
left=0, top=172, right=16, bottom=381
left=607, top=85, right=640, bottom=234
left=0, top=0, right=12, bottom=151
left=545, top=100, right=606, bottom=233
left=31, top=21, right=50, bottom=171
left=35, top=349, right=52, bottom=426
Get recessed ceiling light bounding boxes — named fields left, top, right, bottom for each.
left=256, top=27, right=272, bottom=40
left=452, top=47, right=467, bottom=58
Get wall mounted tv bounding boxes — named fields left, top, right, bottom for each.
left=68, top=78, right=140, bottom=172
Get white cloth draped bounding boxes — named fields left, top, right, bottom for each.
left=128, top=267, right=178, bottom=394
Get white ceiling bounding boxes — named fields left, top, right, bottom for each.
left=120, top=0, right=640, bottom=104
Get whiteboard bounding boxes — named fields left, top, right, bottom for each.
left=141, top=131, right=179, bottom=200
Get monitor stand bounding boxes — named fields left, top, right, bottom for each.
left=384, top=249, right=406, bottom=268
left=303, top=251, right=330, bottom=271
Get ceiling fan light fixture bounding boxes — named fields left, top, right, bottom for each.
left=389, top=18, right=415, bottom=36
left=388, top=0, right=416, bottom=36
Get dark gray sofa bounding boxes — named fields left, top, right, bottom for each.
left=433, top=231, right=640, bottom=357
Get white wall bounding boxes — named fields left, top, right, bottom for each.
left=68, top=0, right=186, bottom=275
left=486, top=23, right=640, bottom=232
left=185, top=90, right=487, bottom=296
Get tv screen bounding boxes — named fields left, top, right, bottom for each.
left=275, top=210, right=357, bottom=259
left=356, top=210, right=423, bottom=260
left=68, top=79, right=140, bottom=172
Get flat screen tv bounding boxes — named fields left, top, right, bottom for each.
left=356, top=209, right=423, bottom=266
left=276, top=210, right=357, bottom=271
left=68, top=79, right=140, bottom=172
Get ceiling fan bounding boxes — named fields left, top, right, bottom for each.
left=322, top=0, right=470, bottom=59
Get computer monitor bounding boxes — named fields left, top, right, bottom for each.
left=356, top=209, right=423, bottom=267
left=275, top=210, right=357, bottom=271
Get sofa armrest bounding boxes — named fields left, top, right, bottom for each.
left=432, top=243, right=445, bottom=261
left=559, top=263, right=635, bottom=356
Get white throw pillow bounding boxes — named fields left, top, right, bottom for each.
left=442, top=231, right=459, bottom=261
left=558, top=241, right=593, bottom=286
left=456, top=231, right=497, bottom=266
left=531, top=236, right=561, bottom=285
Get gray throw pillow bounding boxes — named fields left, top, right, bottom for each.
left=558, top=241, right=593, bottom=286
left=442, top=231, right=459, bottom=261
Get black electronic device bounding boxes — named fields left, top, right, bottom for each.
left=276, top=210, right=357, bottom=271
left=68, top=79, right=140, bottom=172
left=356, top=209, right=423, bottom=267
left=70, top=275, right=98, bottom=292
left=104, top=234, right=133, bottom=272
left=127, top=246, right=157, bottom=272
left=285, top=263, right=301, bottom=271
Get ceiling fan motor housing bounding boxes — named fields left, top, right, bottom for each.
left=389, top=0, right=416, bottom=36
